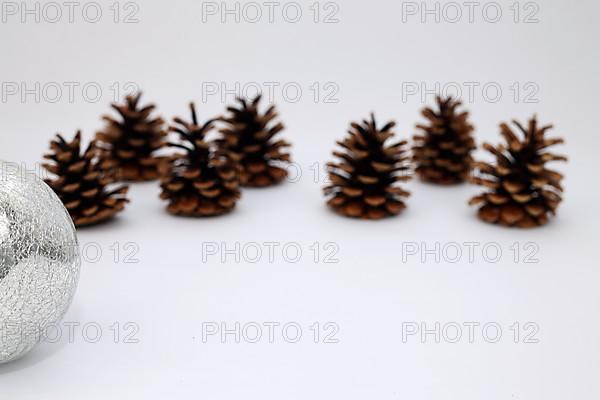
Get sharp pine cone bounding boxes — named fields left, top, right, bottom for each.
left=43, top=132, right=129, bottom=227
left=96, top=92, right=167, bottom=182
left=413, top=95, right=476, bottom=184
left=324, top=114, right=411, bottom=219
left=160, top=103, right=242, bottom=217
left=469, top=115, right=567, bottom=228
left=218, top=95, right=291, bottom=187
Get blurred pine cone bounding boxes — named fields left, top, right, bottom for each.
left=218, top=95, right=291, bottom=187
left=413, top=95, right=476, bottom=184
left=469, top=116, right=567, bottom=227
left=96, top=92, right=167, bottom=182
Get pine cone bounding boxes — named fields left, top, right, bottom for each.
left=413, top=95, right=476, bottom=184
left=324, top=114, right=411, bottom=219
left=469, top=116, right=567, bottom=228
left=96, top=92, right=167, bottom=182
left=160, top=103, right=242, bottom=217
left=43, top=132, right=129, bottom=227
left=218, top=95, right=291, bottom=187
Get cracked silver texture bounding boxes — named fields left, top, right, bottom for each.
left=0, top=161, right=80, bottom=364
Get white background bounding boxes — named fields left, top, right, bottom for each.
left=1, top=0, right=599, bottom=399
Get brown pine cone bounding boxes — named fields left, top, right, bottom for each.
left=218, top=95, right=291, bottom=187
left=160, top=103, right=242, bottom=217
left=469, top=115, right=567, bottom=228
left=413, top=95, right=476, bottom=184
left=324, top=114, right=411, bottom=219
left=43, top=132, right=129, bottom=227
left=96, top=92, right=167, bottom=182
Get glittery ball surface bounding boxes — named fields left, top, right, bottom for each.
left=0, top=162, right=80, bottom=364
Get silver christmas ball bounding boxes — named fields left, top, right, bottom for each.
left=0, top=161, right=80, bottom=364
